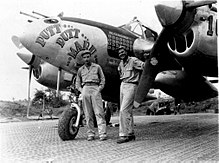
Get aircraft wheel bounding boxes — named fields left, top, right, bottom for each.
left=58, top=107, right=79, bottom=141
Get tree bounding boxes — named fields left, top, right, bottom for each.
left=32, top=89, right=46, bottom=105
left=32, top=88, right=68, bottom=108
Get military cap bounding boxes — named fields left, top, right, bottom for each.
left=78, top=50, right=91, bottom=57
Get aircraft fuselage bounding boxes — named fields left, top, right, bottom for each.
left=19, top=16, right=151, bottom=102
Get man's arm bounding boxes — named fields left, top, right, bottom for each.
left=75, top=69, right=82, bottom=93
left=118, top=63, right=122, bottom=76
left=133, top=58, right=145, bottom=70
left=98, top=65, right=105, bottom=91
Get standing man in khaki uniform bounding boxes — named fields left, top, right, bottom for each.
left=117, top=46, right=145, bottom=144
left=76, top=50, right=107, bottom=141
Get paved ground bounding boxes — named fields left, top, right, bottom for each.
left=0, top=113, right=218, bottom=163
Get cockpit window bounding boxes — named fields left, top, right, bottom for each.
left=127, top=22, right=143, bottom=37
left=120, top=17, right=158, bottom=41
left=44, top=18, right=59, bottom=24
left=120, top=17, right=146, bottom=39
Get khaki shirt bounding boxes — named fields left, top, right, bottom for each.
left=76, top=63, right=105, bottom=92
left=118, top=56, right=144, bottom=83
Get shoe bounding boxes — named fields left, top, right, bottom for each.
left=117, top=135, right=136, bottom=144
left=87, top=136, right=95, bottom=141
left=116, top=136, right=130, bottom=144
left=99, top=136, right=107, bottom=141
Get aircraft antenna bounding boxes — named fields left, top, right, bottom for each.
left=32, top=11, right=49, bottom=18
left=20, top=11, right=39, bottom=19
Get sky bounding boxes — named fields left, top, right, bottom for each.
left=0, top=0, right=162, bottom=101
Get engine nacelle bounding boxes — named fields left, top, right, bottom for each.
left=154, top=70, right=218, bottom=102
left=167, top=27, right=198, bottom=58
left=167, top=6, right=217, bottom=59
left=33, top=62, right=74, bottom=90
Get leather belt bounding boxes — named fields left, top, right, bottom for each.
left=84, top=82, right=98, bottom=86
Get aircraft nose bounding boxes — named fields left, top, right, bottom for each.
left=155, top=0, right=183, bottom=27
left=19, top=27, right=35, bottom=51
left=18, top=20, right=43, bottom=53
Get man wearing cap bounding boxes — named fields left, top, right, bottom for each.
left=75, top=50, right=107, bottom=141
left=117, top=46, right=145, bottom=144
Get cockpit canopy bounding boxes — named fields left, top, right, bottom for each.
left=120, top=17, right=158, bottom=41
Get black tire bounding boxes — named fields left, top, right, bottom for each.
left=58, top=108, right=79, bottom=141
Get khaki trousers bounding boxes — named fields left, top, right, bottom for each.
left=119, top=82, right=137, bottom=137
left=81, top=85, right=106, bottom=137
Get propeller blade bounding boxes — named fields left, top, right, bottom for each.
left=134, top=28, right=169, bottom=108
left=154, top=0, right=183, bottom=27
left=11, top=36, right=23, bottom=49
left=21, top=67, right=29, bottom=70
left=186, top=0, right=217, bottom=9
left=27, top=65, right=33, bottom=118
